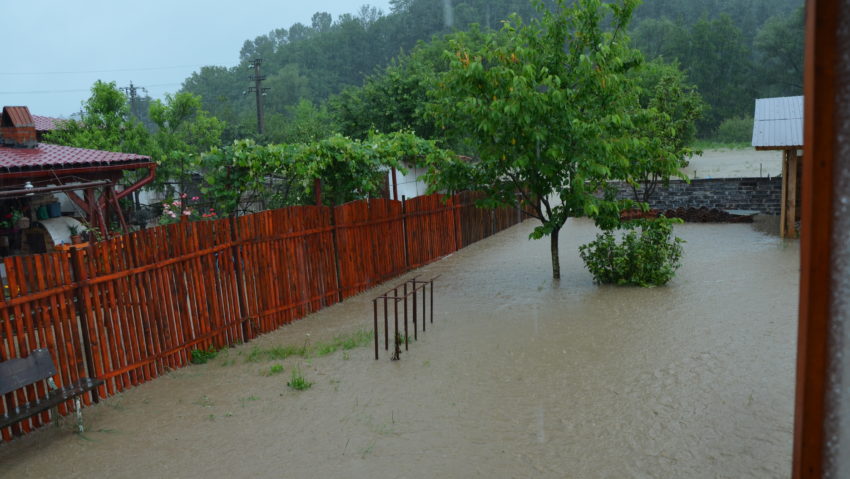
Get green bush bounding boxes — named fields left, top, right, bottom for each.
left=190, top=347, right=218, bottom=364
left=579, top=218, right=685, bottom=287
left=715, top=116, right=754, bottom=144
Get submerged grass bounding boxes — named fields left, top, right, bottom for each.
left=263, top=364, right=284, bottom=376
left=246, top=344, right=308, bottom=363
left=287, top=365, right=312, bottom=391
left=244, top=329, right=373, bottom=363
left=312, top=329, right=373, bottom=357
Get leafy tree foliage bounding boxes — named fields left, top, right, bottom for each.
left=194, top=131, right=453, bottom=215
left=45, top=81, right=151, bottom=155
left=181, top=1, right=557, bottom=142
left=46, top=82, right=225, bottom=215
left=629, top=0, right=803, bottom=136
left=148, top=92, right=225, bottom=194
left=424, top=0, right=643, bottom=279
left=264, top=100, right=338, bottom=145
left=194, top=140, right=303, bottom=216
left=177, top=0, right=802, bottom=142
left=624, top=59, right=704, bottom=203
left=754, top=6, right=804, bottom=96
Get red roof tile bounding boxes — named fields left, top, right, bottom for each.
left=32, top=115, right=62, bottom=131
left=0, top=143, right=151, bottom=172
left=2, top=106, right=34, bottom=127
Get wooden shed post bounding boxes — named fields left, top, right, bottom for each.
left=782, top=149, right=800, bottom=238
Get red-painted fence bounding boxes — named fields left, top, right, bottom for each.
left=0, top=193, right=527, bottom=441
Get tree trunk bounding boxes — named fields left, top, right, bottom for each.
left=550, top=228, right=561, bottom=280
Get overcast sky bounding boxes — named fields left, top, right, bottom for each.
left=1, top=1, right=393, bottom=117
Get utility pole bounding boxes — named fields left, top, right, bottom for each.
left=120, top=82, right=147, bottom=121
left=247, top=59, right=269, bottom=135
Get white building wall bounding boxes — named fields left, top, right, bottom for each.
left=389, top=165, right=429, bottom=200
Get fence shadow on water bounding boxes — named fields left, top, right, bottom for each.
left=0, top=192, right=528, bottom=441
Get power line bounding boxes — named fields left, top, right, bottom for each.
left=0, top=65, right=206, bottom=76
left=0, top=83, right=182, bottom=95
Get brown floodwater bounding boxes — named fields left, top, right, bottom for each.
left=0, top=219, right=799, bottom=478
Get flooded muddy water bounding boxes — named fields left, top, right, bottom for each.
left=0, top=219, right=799, bottom=478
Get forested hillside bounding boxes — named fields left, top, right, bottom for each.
left=180, top=0, right=803, bottom=142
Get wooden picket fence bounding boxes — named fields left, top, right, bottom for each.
left=0, top=192, right=528, bottom=441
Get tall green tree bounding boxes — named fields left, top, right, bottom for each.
left=683, top=14, right=754, bottom=134
left=624, top=59, right=704, bottom=203
left=148, top=92, right=225, bottom=194
left=753, top=6, right=804, bottom=96
left=45, top=80, right=151, bottom=155
left=425, top=0, right=642, bottom=279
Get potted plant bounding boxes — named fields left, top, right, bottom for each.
left=67, top=224, right=82, bottom=244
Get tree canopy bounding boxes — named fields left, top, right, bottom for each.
left=424, top=0, right=647, bottom=279
left=176, top=0, right=802, bottom=142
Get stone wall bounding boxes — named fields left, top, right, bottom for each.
left=612, top=177, right=782, bottom=215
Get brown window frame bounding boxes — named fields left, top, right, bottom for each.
left=793, top=0, right=843, bottom=477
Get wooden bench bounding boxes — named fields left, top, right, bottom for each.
left=1, top=349, right=103, bottom=434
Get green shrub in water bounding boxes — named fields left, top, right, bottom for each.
left=190, top=347, right=218, bottom=364
left=579, top=217, right=685, bottom=287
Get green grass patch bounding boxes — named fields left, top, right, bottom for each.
left=244, top=330, right=373, bottom=363
left=246, top=344, right=307, bottom=363
left=312, top=329, right=373, bottom=357
left=263, top=364, right=284, bottom=376
left=287, top=366, right=312, bottom=391
left=190, top=347, right=218, bottom=364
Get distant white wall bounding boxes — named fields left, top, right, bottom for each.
left=389, top=165, right=429, bottom=200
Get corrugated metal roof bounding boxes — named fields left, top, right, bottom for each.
left=752, top=96, right=803, bottom=149
left=0, top=143, right=151, bottom=172
left=32, top=115, right=62, bottom=131
left=2, top=106, right=35, bottom=128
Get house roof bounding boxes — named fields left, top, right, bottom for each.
left=32, top=115, right=62, bottom=132
left=0, top=143, right=151, bottom=173
left=752, top=96, right=803, bottom=150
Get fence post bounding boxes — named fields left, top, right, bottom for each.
left=401, top=195, right=410, bottom=270
left=330, top=205, right=344, bottom=303
left=228, top=217, right=251, bottom=342
left=453, top=193, right=462, bottom=250
left=69, top=245, right=100, bottom=403
left=391, top=167, right=399, bottom=201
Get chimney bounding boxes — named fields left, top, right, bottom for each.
left=0, top=106, right=38, bottom=148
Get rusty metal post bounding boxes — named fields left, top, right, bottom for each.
left=373, top=299, right=378, bottom=360
left=384, top=294, right=389, bottom=351
left=393, top=292, right=400, bottom=360
left=413, top=279, right=419, bottom=341
left=430, top=278, right=434, bottom=324
left=403, top=281, right=409, bottom=351
left=422, top=280, right=427, bottom=332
